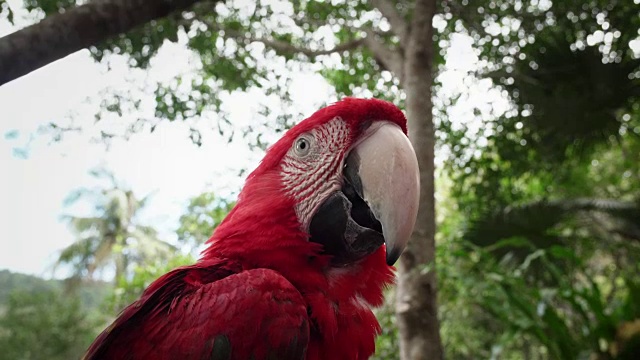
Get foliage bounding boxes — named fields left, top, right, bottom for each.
left=0, top=289, right=101, bottom=360
left=436, top=227, right=640, bottom=359
left=475, top=242, right=640, bottom=359
left=372, top=290, right=400, bottom=360
left=176, top=191, right=235, bottom=251
left=11, top=0, right=426, bottom=145
left=107, top=253, right=195, bottom=312
left=466, top=198, right=640, bottom=264
left=57, top=169, right=176, bottom=282
left=0, top=188, right=236, bottom=359
left=437, top=1, right=640, bottom=357
left=502, top=32, right=640, bottom=161
left=107, top=190, right=234, bottom=310
left=0, top=269, right=110, bottom=310
left=444, top=0, right=640, bottom=183
left=0, top=269, right=57, bottom=304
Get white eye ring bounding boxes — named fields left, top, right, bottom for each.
left=294, top=136, right=312, bottom=157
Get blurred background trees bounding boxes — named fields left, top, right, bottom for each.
left=0, top=288, right=101, bottom=360
left=57, top=168, right=176, bottom=283
left=1, top=0, right=640, bottom=359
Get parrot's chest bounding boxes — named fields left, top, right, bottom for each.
left=306, top=300, right=380, bottom=360
left=302, top=268, right=384, bottom=360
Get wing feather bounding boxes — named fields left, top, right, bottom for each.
left=84, top=262, right=309, bottom=360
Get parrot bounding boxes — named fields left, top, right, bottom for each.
left=83, top=97, right=420, bottom=360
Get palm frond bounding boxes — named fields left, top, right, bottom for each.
left=492, top=29, right=640, bottom=162
left=466, top=198, right=640, bottom=254
left=63, top=216, right=105, bottom=234
left=56, top=170, right=165, bottom=282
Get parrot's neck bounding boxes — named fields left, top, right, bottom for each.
left=203, top=201, right=395, bottom=359
left=301, top=247, right=395, bottom=360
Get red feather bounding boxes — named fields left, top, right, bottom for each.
left=84, top=260, right=309, bottom=359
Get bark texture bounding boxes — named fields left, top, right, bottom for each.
left=364, top=0, right=443, bottom=357
left=395, top=0, right=444, bottom=358
left=0, top=0, right=210, bottom=86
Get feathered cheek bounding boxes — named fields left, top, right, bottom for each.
left=280, top=165, right=342, bottom=229
left=295, top=181, right=343, bottom=229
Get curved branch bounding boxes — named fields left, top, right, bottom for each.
left=362, top=28, right=405, bottom=83
left=205, top=18, right=405, bottom=83
left=0, top=0, right=213, bottom=86
left=211, top=23, right=365, bottom=58
left=250, top=35, right=365, bottom=58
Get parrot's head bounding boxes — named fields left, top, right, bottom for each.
left=208, top=97, right=419, bottom=269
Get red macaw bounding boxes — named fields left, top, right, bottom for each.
left=84, top=98, right=420, bottom=360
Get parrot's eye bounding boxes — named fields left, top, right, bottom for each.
left=294, top=136, right=312, bottom=157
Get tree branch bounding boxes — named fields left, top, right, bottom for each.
left=371, top=0, right=409, bottom=46
left=219, top=20, right=407, bottom=88
left=362, top=27, right=405, bottom=83
left=254, top=36, right=365, bottom=58
left=0, top=0, right=214, bottom=86
left=208, top=15, right=405, bottom=83
left=208, top=22, right=365, bottom=58
left=220, top=21, right=405, bottom=84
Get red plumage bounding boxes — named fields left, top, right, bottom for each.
left=84, top=98, right=407, bottom=360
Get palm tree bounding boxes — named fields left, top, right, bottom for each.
left=466, top=198, right=640, bottom=250
left=57, top=169, right=175, bottom=282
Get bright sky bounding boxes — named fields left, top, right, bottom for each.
left=0, top=1, right=492, bottom=277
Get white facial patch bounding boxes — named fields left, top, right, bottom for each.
left=280, top=117, right=351, bottom=227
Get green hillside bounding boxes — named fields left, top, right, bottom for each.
left=0, top=269, right=110, bottom=310
left=0, top=270, right=112, bottom=360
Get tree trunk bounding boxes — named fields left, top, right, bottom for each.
left=396, top=0, right=443, bottom=358
left=0, top=0, right=211, bottom=86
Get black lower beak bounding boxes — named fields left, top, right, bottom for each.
left=309, top=181, right=384, bottom=266
left=309, top=150, right=386, bottom=266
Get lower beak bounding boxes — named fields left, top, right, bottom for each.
left=349, top=122, right=420, bottom=265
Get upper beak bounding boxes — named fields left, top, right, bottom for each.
left=350, top=122, right=420, bottom=265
